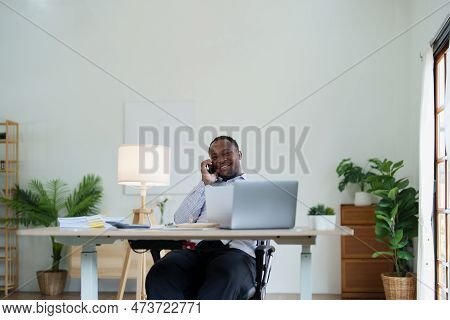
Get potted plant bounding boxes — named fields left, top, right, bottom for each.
left=156, top=196, right=169, bottom=225
left=336, top=158, right=372, bottom=206
left=308, top=204, right=336, bottom=230
left=367, top=158, right=418, bottom=300
left=0, top=174, right=103, bottom=296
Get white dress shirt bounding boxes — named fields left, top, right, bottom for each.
left=173, top=173, right=257, bottom=258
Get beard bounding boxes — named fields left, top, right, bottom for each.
left=217, top=164, right=239, bottom=180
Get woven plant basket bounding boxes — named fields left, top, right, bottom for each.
left=36, top=270, right=68, bottom=296
left=381, top=272, right=416, bottom=300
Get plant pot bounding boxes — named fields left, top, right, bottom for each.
left=36, top=270, right=68, bottom=296
left=311, top=215, right=337, bottom=230
left=381, top=272, right=416, bottom=300
left=308, top=216, right=316, bottom=229
left=354, top=192, right=372, bottom=206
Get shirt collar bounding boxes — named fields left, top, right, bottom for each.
left=216, top=173, right=246, bottom=183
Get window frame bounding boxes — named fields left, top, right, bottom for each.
left=433, top=30, right=449, bottom=300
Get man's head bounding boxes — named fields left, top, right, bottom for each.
left=208, top=136, right=243, bottom=180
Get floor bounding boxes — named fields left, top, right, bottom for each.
left=1, top=292, right=341, bottom=300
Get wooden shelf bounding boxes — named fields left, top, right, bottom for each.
left=0, top=288, right=16, bottom=291
left=0, top=256, right=16, bottom=261
left=0, top=285, right=16, bottom=290
left=1, top=189, right=16, bottom=194
left=0, top=120, right=19, bottom=295
left=0, top=273, right=18, bottom=290
left=0, top=121, right=18, bottom=125
left=0, top=140, right=17, bottom=144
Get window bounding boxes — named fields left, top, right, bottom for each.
left=434, top=30, right=449, bottom=300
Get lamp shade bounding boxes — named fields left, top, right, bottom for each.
left=117, top=144, right=170, bottom=186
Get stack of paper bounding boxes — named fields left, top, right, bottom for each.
left=58, top=215, right=126, bottom=228
left=86, top=215, right=104, bottom=228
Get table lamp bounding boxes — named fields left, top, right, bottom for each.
left=117, top=144, right=170, bottom=300
left=117, top=144, right=170, bottom=226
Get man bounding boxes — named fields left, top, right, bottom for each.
left=145, top=136, right=257, bottom=300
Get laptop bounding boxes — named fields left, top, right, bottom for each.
left=205, top=180, right=298, bottom=229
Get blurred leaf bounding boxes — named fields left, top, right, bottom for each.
left=397, top=250, right=414, bottom=260
left=372, top=251, right=394, bottom=258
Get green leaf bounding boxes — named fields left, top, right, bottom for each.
left=376, top=214, right=392, bottom=227
left=375, top=221, right=391, bottom=231
left=372, top=190, right=388, bottom=198
left=390, top=204, right=399, bottom=221
left=391, top=239, right=409, bottom=249
left=377, top=201, right=392, bottom=208
left=388, top=187, right=398, bottom=200
left=375, top=208, right=389, bottom=217
left=391, top=161, right=404, bottom=175
left=391, top=229, right=403, bottom=245
left=0, top=185, right=55, bottom=227
left=65, top=174, right=103, bottom=217
left=396, top=178, right=409, bottom=190
left=372, top=251, right=394, bottom=258
left=375, top=223, right=390, bottom=237
left=46, top=179, right=68, bottom=212
left=397, top=250, right=414, bottom=260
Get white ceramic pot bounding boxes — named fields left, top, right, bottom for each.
left=308, top=216, right=316, bottom=229
left=314, top=215, right=337, bottom=230
left=354, top=191, right=372, bottom=206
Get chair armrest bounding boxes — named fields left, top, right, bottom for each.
left=255, top=245, right=276, bottom=255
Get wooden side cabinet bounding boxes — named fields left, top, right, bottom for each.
left=341, top=204, right=393, bottom=299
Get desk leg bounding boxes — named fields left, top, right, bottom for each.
left=300, top=245, right=312, bottom=300
left=81, top=243, right=98, bottom=300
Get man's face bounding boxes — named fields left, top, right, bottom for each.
left=209, top=139, right=242, bottom=179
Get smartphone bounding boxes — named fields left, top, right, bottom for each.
left=206, top=163, right=216, bottom=174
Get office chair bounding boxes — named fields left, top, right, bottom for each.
left=128, top=239, right=275, bottom=300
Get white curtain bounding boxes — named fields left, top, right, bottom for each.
left=417, top=47, right=435, bottom=300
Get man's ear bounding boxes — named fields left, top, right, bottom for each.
left=238, top=150, right=242, bottom=160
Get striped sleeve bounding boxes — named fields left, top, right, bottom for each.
left=173, top=181, right=206, bottom=224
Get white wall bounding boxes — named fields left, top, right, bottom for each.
left=1, top=0, right=448, bottom=294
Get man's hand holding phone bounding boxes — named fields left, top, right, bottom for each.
left=201, top=159, right=217, bottom=186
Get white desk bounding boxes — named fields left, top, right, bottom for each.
left=18, top=226, right=353, bottom=300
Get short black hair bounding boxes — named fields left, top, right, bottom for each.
left=209, top=136, right=240, bottom=151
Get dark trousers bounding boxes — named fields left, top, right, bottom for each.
left=145, top=241, right=256, bottom=300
